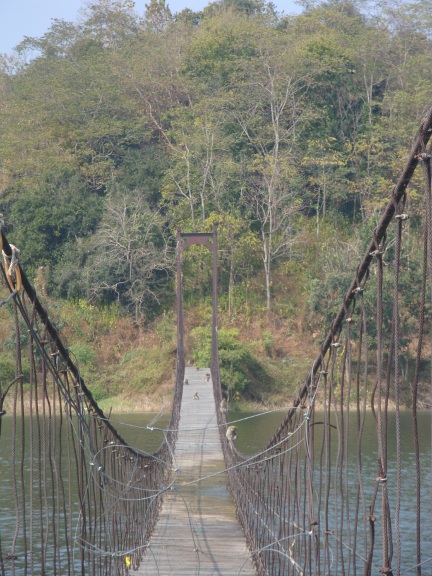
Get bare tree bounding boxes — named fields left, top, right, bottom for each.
left=91, top=191, right=174, bottom=321
left=237, top=54, right=307, bottom=309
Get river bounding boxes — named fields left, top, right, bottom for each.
left=0, top=410, right=430, bottom=574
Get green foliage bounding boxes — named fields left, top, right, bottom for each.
left=69, top=342, right=97, bottom=380
left=0, top=355, right=18, bottom=390
left=59, top=300, right=121, bottom=340
left=114, top=343, right=175, bottom=394
left=89, top=188, right=175, bottom=319
left=191, top=326, right=271, bottom=398
left=8, top=170, right=102, bottom=273
left=154, top=311, right=177, bottom=343
left=115, top=147, right=167, bottom=208
left=0, top=353, right=31, bottom=393
left=0, top=0, right=430, bottom=406
left=87, top=381, right=112, bottom=403
left=303, top=214, right=431, bottom=355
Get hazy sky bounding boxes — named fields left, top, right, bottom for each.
left=0, top=0, right=303, bottom=56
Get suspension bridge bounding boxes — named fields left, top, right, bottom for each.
left=1, top=108, right=432, bottom=576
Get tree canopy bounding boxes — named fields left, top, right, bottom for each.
left=0, top=0, right=430, bottom=319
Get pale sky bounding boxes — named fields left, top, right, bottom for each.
left=0, top=0, right=303, bottom=56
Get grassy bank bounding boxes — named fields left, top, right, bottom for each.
left=1, top=269, right=430, bottom=414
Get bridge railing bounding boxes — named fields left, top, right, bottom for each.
left=0, top=231, right=183, bottom=576
left=213, top=107, right=432, bottom=576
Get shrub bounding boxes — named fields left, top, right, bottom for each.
left=191, top=326, right=269, bottom=399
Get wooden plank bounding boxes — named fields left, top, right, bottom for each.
left=136, top=367, right=257, bottom=575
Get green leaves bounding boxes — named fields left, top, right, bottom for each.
left=89, top=188, right=175, bottom=320
left=9, top=170, right=102, bottom=271
left=191, top=326, right=260, bottom=396
left=0, top=0, right=430, bottom=331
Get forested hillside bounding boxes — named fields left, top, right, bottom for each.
left=0, top=0, right=431, bottom=409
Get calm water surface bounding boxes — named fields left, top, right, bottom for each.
left=1, top=410, right=431, bottom=574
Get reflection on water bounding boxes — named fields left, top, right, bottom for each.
left=0, top=412, right=170, bottom=575
left=100, top=412, right=170, bottom=452
left=230, top=409, right=431, bottom=457
left=111, top=410, right=432, bottom=574
left=229, top=409, right=432, bottom=574
left=1, top=410, right=430, bottom=574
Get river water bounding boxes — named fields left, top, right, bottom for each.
left=0, top=410, right=431, bottom=574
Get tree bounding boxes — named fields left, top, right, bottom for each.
left=81, top=0, right=139, bottom=48
left=159, top=103, right=240, bottom=226
left=191, top=326, right=263, bottom=397
left=90, top=190, right=175, bottom=321
left=1, top=0, right=431, bottom=328
left=183, top=12, right=309, bottom=309
left=301, top=137, right=348, bottom=233
left=8, top=170, right=102, bottom=274
left=205, top=212, right=260, bottom=314
left=144, top=0, right=173, bottom=31
left=233, top=33, right=307, bottom=309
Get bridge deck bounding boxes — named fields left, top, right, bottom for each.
left=136, top=367, right=256, bottom=575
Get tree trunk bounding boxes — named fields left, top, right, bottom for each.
left=263, top=235, right=271, bottom=310
left=229, top=256, right=234, bottom=316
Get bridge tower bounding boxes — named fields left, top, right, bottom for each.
left=176, top=227, right=220, bottom=383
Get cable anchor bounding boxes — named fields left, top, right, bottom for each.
left=2, top=244, right=22, bottom=292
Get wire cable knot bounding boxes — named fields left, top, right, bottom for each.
left=414, top=152, right=432, bottom=161
left=374, top=475, right=387, bottom=483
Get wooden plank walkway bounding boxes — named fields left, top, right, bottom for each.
left=136, top=367, right=257, bottom=575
